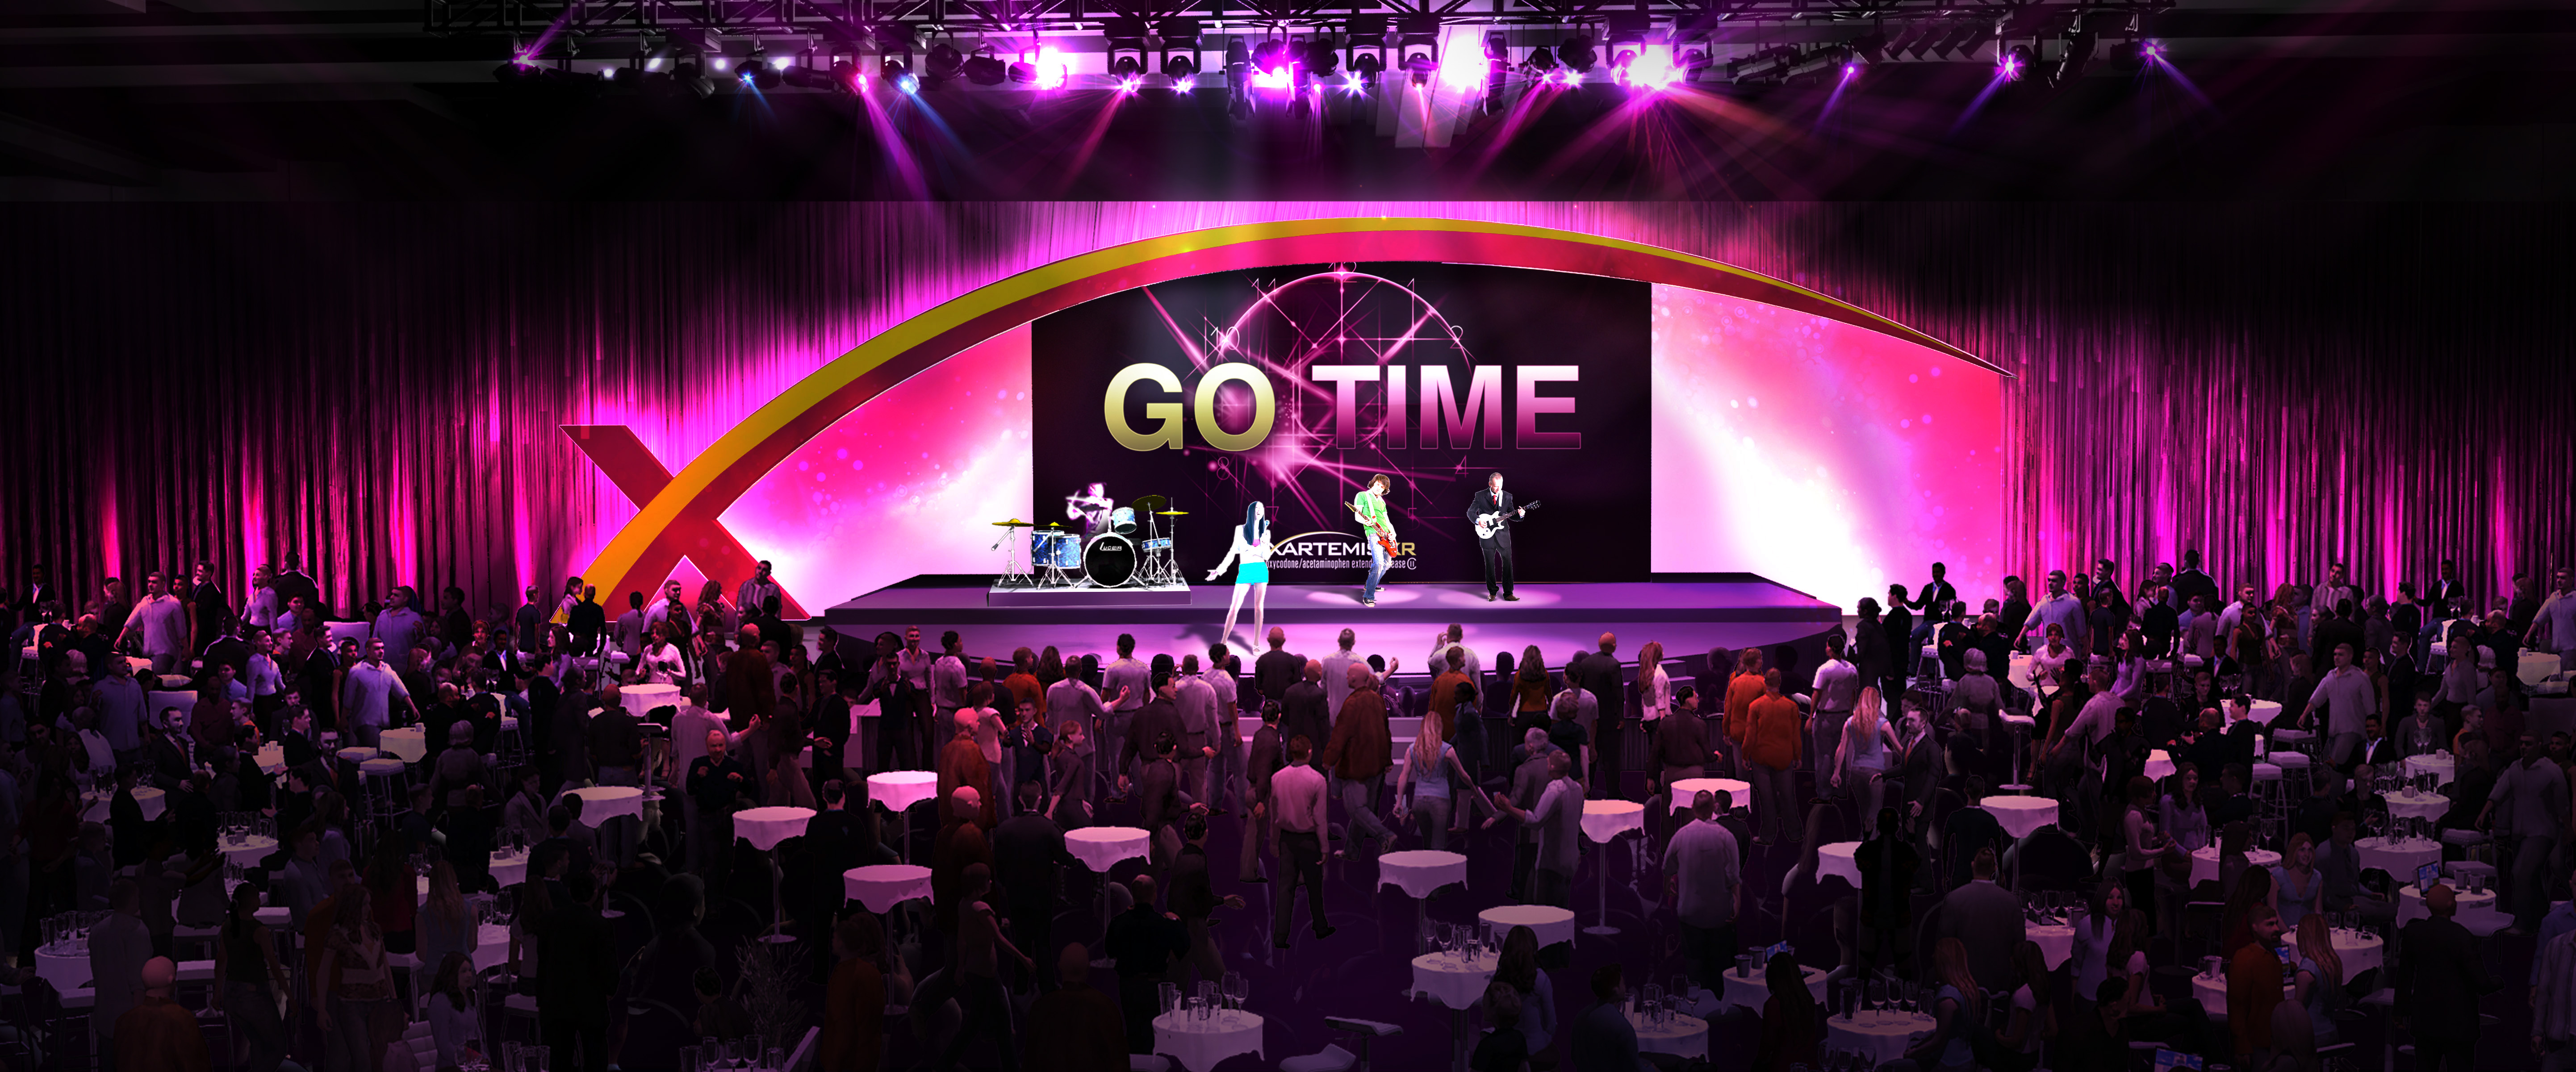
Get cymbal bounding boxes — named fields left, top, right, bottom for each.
left=1131, top=494, right=1170, bottom=511
left=1040, top=522, right=1066, bottom=529
left=990, top=519, right=1035, bottom=527
left=1155, top=509, right=1189, bottom=515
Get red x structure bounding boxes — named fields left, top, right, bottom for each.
left=562, top=424, right=808, bottom=620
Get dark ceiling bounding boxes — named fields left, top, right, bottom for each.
left=0, top=0, right=2570, bottom=200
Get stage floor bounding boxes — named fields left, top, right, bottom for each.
left=822, top=574, right=1840, bottom=665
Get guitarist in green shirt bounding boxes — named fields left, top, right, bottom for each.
left=1351, top=474, right=1397, bottom=607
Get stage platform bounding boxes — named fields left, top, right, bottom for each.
left=822, top=573, right=1842, bottom=667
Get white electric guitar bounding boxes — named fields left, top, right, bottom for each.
left=1474, top=500, right=1538, bottom=540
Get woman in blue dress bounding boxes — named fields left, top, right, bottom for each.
left=1205, top=502, right=1274, bottom=656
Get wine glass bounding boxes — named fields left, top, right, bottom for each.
left=1225, top=971, right=1248, bottom=1012
left=1865, top=979, right=1884, bottom=1014
left=1643, top=983, right=1663, bottom=1014
left=1673, top=975, right=1692, bottom=1008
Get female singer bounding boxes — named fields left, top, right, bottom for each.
left=1205, top=502, right=1275, bottom=655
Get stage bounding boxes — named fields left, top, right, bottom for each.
left=821, top=573, right=1843, bottom=668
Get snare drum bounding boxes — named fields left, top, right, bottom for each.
left=1083, top=534, right=1138, bottom=587
left=1032, top=531, right=1082, bottom=569
left=1107, top=507, right=1137, bottom=536
left=1142, top=537, right=1173, bottom=551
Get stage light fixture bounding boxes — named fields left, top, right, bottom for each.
left=1111, top=55, right=1142, bottom=78
left=1525, top=46, right=1557, bottom=72
left=740, top=51, right=781, bottom=89
left=882, top=56, right=912, bottom=87
left=1560, top=36, right=1597, bottom=72
left=831, top=59, right=861, bottom=92
left=1162, top=54, right=1200, bottom=79
left=1629, top=44, right=1678, bottom=89
left=1484, top=33, right=1510, bottom=63
left=893, top=71, right=920, bottom=93
left=1997, top=44, right=2032, bottom=80
left=1350, top=51, right=1384, bottom=88
left=1118, top=75, right=1143, bottom=93
left=927, top=43, right=965, bottom=83
left=965, top=48, right=1007, bottom=85
left=1305, top=39, right=1341, bottom=78
left=1396, top=14, right=1442, bottom=50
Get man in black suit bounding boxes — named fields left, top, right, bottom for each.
left=538, top=869, right=619, bottom=1072
left=1465, top=472, right=1524, bottom=602
left=1279, top=660, right=1330, bottom=772
left=2392, top=884, right=2501, bottom=1071
left=993, top=779, right=1080, bottom=990
left=1570, top=633, right=1626, bottom=799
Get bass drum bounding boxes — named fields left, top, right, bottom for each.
left=1083, top=534, right=1138, bottom=588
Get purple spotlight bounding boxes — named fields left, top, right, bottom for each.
left=1996, top=47, right=2025, bottom=81
left=1841, top=61, right=1860, bottom=78
left=1118, top=75, right=1142, bottom=93
left=2141, top=39, right=2167, bottom=62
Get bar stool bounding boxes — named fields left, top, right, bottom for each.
left=2271, top=727, right=2317, bottom=760
left=496, top=715, right=529, bottom=771
left=359, top=757, right=410, bottom=828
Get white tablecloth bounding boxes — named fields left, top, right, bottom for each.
left=2520, top=651, right=2561, bottom=687
left=81, top=787, right=166, bottom=823
left=220, top=834, right=277, bottom=867
left=1480, top=904, right=1577, bottom=950
left=2143, top=749, right=2176, bottom=781
left=1721, top=963, right=1827, bottom=1010
left=2249, top=699, right=2285, bottom=725
left=569, top=786, right=644, bottom=823
left=845, top=864, right=934, bottom=913
left=2404, top=753, right=2455, bottom=787
left=2030, top=923, right=2074, bottom=967
left=2007, top=653, right=2036, bottom=690
left=734, top=806, right=814, bottom=851
left=2397, top=884, right=2499, bottom=927
left=2384, top=791, right=2451, bottom=821
left=1581, top=800, right=1645, bottom=843
left=867, top=771, right=941, bottom=812
left=1818, top=842, right=1864, bottom=888
left=34, top=944, right=85, bottom=992
left=336, top=746, right=377, bottom=763
left=490, top=850, right=529, bottom=888
left=1066, top=826, right=1152, bottom=872
left=621, top=684, right=682, bottom=710
left=1378, top=850, right=1469, bottom=899
left=1668, top=778, right=1752, bottom=813
left=2354, top=836, right=2442, bottom=879
left=448, top=921, right=503, bottom=972
left=1409, top=950, right=1497, bottom=1009
left=1631, top=1010, right=1710, bottom=1060
left=379, top=726, right=427, bottom=763
left=2334, top=927, right=2385, bottom=978
left=1825, top=1011, right=1936, bottom=1065
left=1978, top=797, right=2059, bottom=839
left=1153, top=1009, right=1263, bottom=1072
left=2189, top=846, right=2280, bottom=886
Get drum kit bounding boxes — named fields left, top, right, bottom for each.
left=991, top=497, right=1188, bottom=589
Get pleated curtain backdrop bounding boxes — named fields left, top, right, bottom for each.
left=0, top=201, right=2568, bottom=620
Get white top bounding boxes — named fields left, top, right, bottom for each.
left=1637, top=664, right=1670, bottom=724
left=1204, top=523, right=1274, bottom=579
left=340, top=661, right=409, bottom=728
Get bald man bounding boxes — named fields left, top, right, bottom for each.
left=687, top=728, right=756, bottom=889
left=931, top=786, right=993, bottom=940
left=113, top=955, right=209, bottom=1072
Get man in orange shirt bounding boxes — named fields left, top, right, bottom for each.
left=1430, top=647, right=1472, bottom=742
left=1743, top=670, right=1803, bottom=844
left=1724, top=649, right=1769, bottom=777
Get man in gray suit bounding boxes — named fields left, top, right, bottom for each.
left=1933, top=847, right=2027, bottom=994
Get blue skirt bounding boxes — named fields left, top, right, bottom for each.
left=1235, top=562, right=1270, bottom=585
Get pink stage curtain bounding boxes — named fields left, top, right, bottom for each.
left=0, top=202, right=2567, bottom=619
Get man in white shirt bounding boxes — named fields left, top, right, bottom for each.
left=243, top=629, right=285, bottom=722
left=1428, top=624, right=1480, bottom=693
left=117, top=572, right=189, bottom=675
left=339, top=638, right=415, bottom=748
left=1267, top=737, right=1335, bottom=946
left=1200, top=644, right=1242, bottom=814
left=1664, top=789, right=1742, bottom=989
left=2311, top=562, right=2359, bottom=623
left=2216, top=584, right=2262, bottom=643
left=930, top=629, right=969, bottom=736
left=2306, top=641, right=2377, bottom=767
left=372, top=586, right=429, bottom=667
left=1100, top=634, right=1151, bottom=798
left=93, top=657, right=149, bottom=769
left=2043, top=661, right=2120, bottom=835
left=2024, top=570, right=2087, bottom=656
left=1809, top=632, right=1862, bottom=775
left=613, top=592, right=647, bottom=666
left=2526, top=567, right=2576, bottom=673
left=1491, top=749, right=1585, bottom=907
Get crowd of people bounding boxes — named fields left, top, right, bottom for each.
left=0, top=550, right=2571, bottom=1072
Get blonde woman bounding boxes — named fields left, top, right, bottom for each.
left=1635, top=641, right=1669, bottom=726
left=1833, top=687, right=1903, bottom=839
left=1204, top=502, right=1275, bottom=656
left=1395, top=707, right=1490, bottom=851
